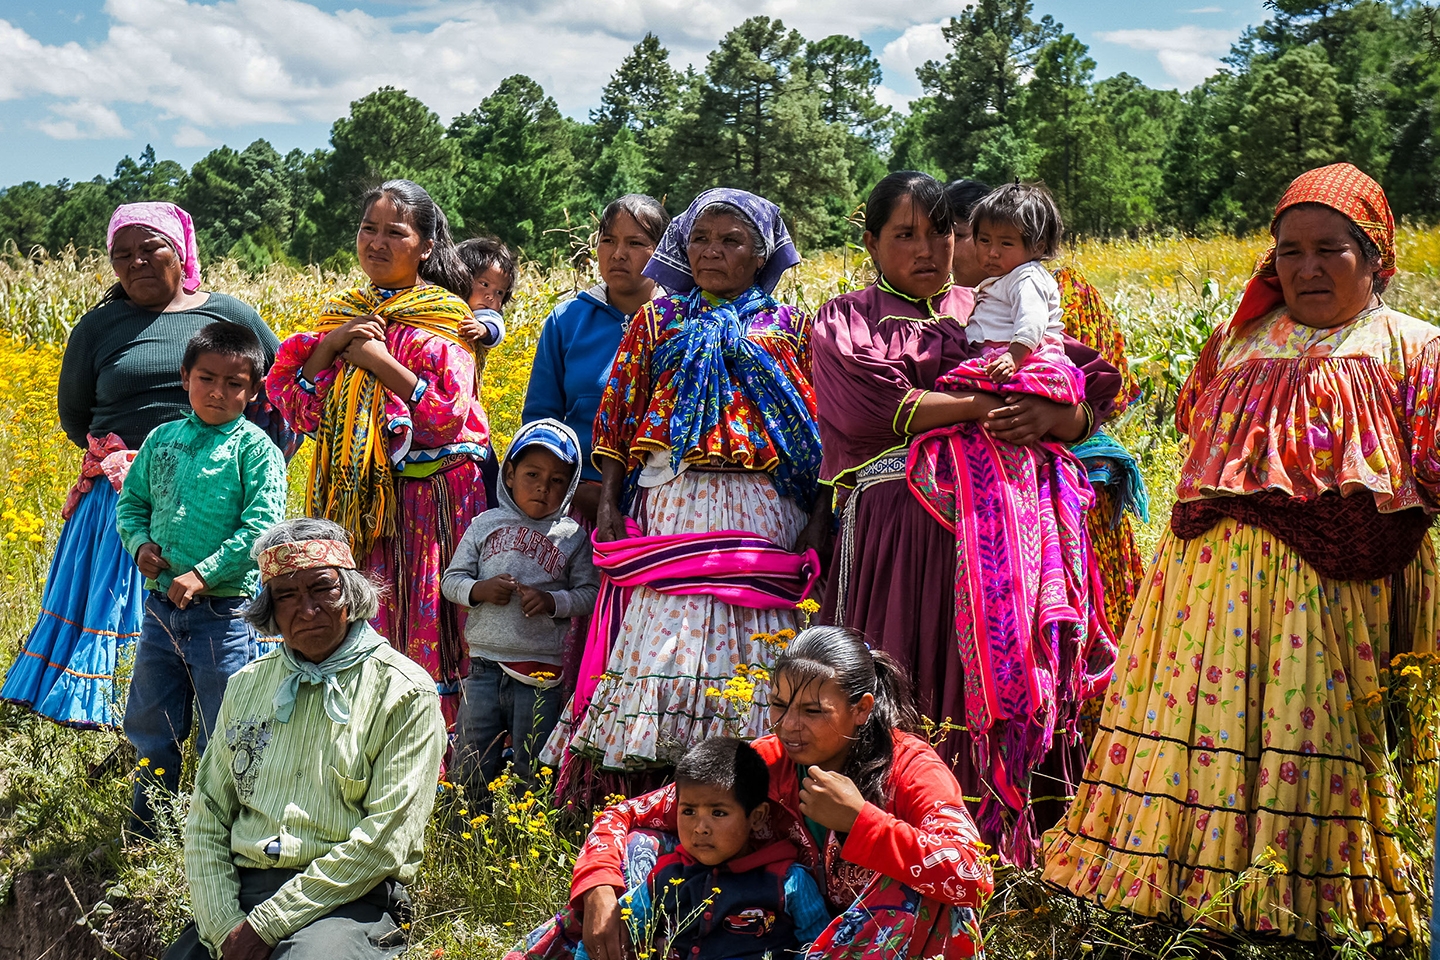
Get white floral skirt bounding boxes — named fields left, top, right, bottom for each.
left=543, top=470, right=805, bottom=770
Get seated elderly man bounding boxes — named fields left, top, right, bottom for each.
left=165, top=517, right=446, bottom=960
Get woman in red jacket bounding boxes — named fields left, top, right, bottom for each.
left=513, top=626, right=994, bottom=960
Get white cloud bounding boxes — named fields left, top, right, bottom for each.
left=879, top=20, right=952, bottom=79
left=36, top=100, right=129, bottom=139
left=0, top=0, right=970, bottom=142
left=873, top=84, right=913, bottom=113
left=173, top=125, right=215, bottom=148
left=1187, top=6, right=1224, bottom=12
left=1097, top=26, right=1237, bottom=88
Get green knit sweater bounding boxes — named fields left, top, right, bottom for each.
left=57, top=293, right=280, bottom=449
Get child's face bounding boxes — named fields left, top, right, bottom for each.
left=503, top=447, right=571, bottom=519
left=676, top=782, right=767, bottom=867
left=468, top=264, right=511, bottom=314
left=181, top=352, right=258, bottom=426
left=974, top=219, right=1036, bottom=278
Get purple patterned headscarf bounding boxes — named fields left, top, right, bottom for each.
left=642, top=188, right=801, bottom=295
left=106, top=202, right=203, bottom=294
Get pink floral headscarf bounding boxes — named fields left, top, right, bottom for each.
left=106, top=202, right=202, bottom=293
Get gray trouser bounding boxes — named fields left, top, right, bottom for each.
left=164, top=867, right=408, bottom=960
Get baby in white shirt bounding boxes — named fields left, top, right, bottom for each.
left=965, top=182, right=1067, bottom=382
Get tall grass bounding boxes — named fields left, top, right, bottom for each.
left=1, top=234, right=1437, bottom=959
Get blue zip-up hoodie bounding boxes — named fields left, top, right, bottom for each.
left=522, top=284, right=630, bottom=482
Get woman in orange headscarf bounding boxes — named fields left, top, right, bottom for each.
left=1042, top=164, right=1439, bottom=943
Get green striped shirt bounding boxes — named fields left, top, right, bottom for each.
left=184, top=626, right=446, bottom=953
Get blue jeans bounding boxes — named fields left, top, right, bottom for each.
left=454, top=657, right=562, bottom=801
left=124, top=592, right=254, bottom=834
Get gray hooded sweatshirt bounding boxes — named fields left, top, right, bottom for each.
left=441, top=418, right=599, bottom=665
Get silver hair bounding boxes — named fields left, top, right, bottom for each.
left=244, top=517, right=381, bottom=635
left=695, top=201, right=771, bottom=258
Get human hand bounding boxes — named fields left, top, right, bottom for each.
left=339, top=335, right=393, bottom=373
left=323, top=316, right=385, bottom=352
left=220, top=920, right=272, bottom=960
left=167, top=571, right=206, bottom=609
left=984, top=394, right=1073, bottom=446
left=798, top=766, right=867, bottom=834
left=593, top=497, right=628, bottom=543
left=518, top=584, right=556, bottom=617
left=135, top=542, right=170, bottom=579
left=985, top=352, right=1017, bottom=383
left=581, top=885, right=624, bottom=960
left=470, top=575, right=518, bottom=606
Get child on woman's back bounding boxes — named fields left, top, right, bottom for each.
left=967, top=182, right=1069, bottom=383
left=578, top=737, right=828, bottom=960
left=457, top=235, right=516, bottom=503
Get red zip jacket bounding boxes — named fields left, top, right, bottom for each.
left=571, top=732, right=993, bottom=918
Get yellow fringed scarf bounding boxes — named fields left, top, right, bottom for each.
left=307, top=284, right=474, bottom=557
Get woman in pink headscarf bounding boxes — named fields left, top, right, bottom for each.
left=2, top=202, right=283, bottom=729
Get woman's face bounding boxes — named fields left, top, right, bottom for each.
left=864, top=195, right=954, bottom=300
left=597, top=210, right=658, bottom=303
left=270, top=567, right=351, bottom=664
left=950, top=218, right=987, bottom=288
left=686, top=210, right=766, bottom=301
left=109, top=226, right=186, bottom=309
left=1274, top=205, right=1379, bottom=328
left=768, top=670, right=875, bottom=770
left=357, top=195, right=433, bottom=289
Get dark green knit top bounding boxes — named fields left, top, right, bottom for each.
left=57, top=293, right=281, bottom=450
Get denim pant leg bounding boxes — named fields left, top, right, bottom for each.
left=181, top=597, right=255, bottom=756
left=125, top=594, right=194, bottom=831
left=509, top=677, right=563, bottom=788
left=455, top=661, right=510, bottom=800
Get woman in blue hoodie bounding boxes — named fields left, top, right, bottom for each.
left=522, top=195, right=671, bottom=525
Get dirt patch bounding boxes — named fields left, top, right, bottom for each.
left=0, top=871, right=164, bottom=960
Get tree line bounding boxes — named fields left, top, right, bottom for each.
left=1, top=0, right=1437, bottom=267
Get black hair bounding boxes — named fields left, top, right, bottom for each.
left=944, top=179, right=992, bottom=225
left=360, top=179, right=472, bottom=301
left=864, top=171, right=954, bottom=236
left=969, top=181, right=1063, bottom=260
left=456, top=236, right=517, bottom=306
left=599, top=194, right=672, bottom=246
left=181, top=321, right=267, bottom=385
left=1275, top=202, right=1391, bottom=296
left=773, top=626, right=919, bottom=806
left=674, top=737, right=770, bottom=814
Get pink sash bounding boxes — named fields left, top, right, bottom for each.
left=569, top=519, right=821, bottom=723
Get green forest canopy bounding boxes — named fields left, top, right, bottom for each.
left=2, top=0, right=1438, bottom=267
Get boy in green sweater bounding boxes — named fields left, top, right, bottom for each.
left=116, top=321, right=288, bottom=837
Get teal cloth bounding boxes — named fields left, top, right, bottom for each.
left=115, top=410, right=288, bottom=596
left=1069, top=429, right=1150, bottom=526
left=273, top=621, right=388, bottom=724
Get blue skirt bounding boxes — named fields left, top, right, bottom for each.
left=2, top=481, right=143, bottom=728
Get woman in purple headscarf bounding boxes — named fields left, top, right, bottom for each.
left=1, top=202, right=281, bottom=729
left=543, top=189, right=829, bottom=797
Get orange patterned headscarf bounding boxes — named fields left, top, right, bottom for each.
left=259, top=539, right=357, bottom=584
left=1230, top=162, right=1396, bottom=332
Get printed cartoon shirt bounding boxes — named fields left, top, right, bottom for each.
left=184, top=631, right=445, bottom=953
left=1175, top=306, right=1440, bottom=511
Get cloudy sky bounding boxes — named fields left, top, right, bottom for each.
left=0, top=0, right=1266, bottom=185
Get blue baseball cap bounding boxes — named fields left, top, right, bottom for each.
left=510, top=422, right=578, bottom=465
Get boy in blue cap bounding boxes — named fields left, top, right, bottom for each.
left=442, top=418, right=598, bottom=798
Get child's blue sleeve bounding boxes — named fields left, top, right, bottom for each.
left=574, top=881, right=652, bottom=960
left=783, top=863, right=831, bottom=946
left=474, top=308, right=506, bottom=348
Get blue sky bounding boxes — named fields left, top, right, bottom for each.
left=0, top=0, right=1268, bottom=185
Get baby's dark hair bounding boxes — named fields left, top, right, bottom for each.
left=456, top=236, right=517, bottom=306
left=773, top=626, right=919, bottom=806
left=675, top=737, right=769, bottom=814
left=969, top=181, right=1063, bottom=260
left=182, top=321, right=266, bottom=385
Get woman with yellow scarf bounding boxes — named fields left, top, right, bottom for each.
left=267, top=179, right=488, bottom=724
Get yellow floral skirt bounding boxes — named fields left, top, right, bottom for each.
left=1042, top=519, right=1436, bottom=942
